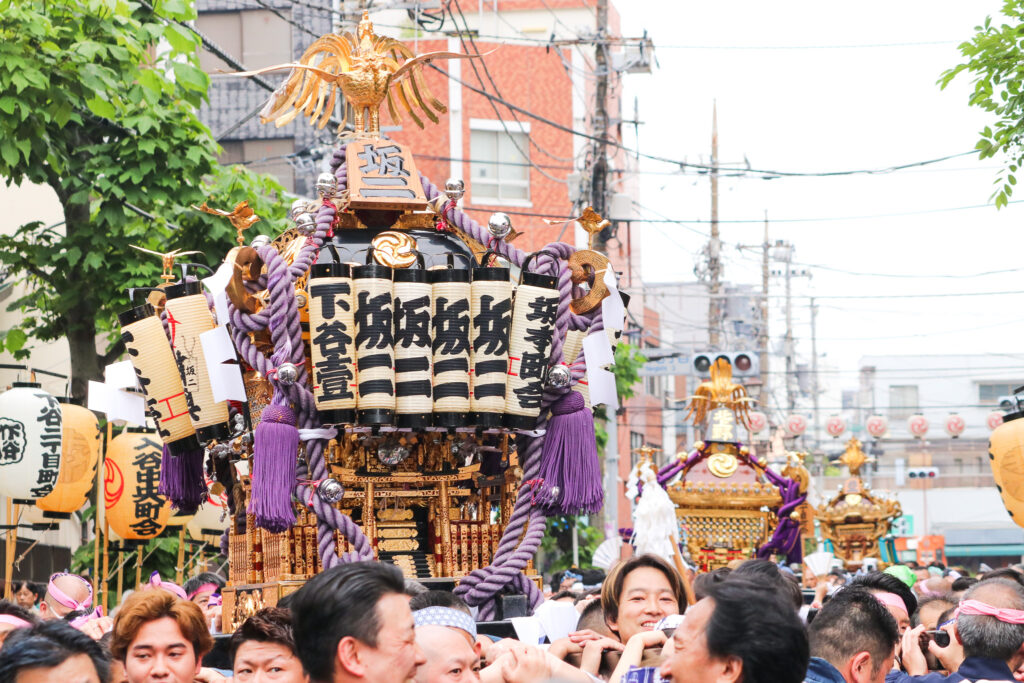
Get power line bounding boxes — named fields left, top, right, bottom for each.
left=426, top=62, right=978, bottom=178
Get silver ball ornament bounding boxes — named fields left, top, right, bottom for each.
left=294, top=212, right=316, bottom=236
left=250, top=234, right=272, bottom=249
left=317, top=478, right=345, bottom=504
left=546, top=364, right=571, bottom=388
left=488, top=212, right=513, bottom=239
left=315, top=172, right=338, bottom=199
left=295, top=292, right=308, bottom=308
left=549, top=485, right=561, bottom=501
left=276, top=362, right=299, bottom=385
left=444, top=177, right=465, bottom=201
left=289, top=198, right=310, bottom=220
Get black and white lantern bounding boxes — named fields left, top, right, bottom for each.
left=353, top=256, right=395, bottom=425
left=309, top=254, right=357, bottom=425
left=470, top=252, right=512, bottom=428
left=430, top=259, right=472, bottom=428
left=393, top=257, right=433, bottom=429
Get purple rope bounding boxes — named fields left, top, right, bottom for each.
left=225, top=144, right=372, bottom=564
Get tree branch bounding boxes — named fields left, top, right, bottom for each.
left=99, top=338, right=125, bottom=366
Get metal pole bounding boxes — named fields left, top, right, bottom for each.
left=591, top=0, right=611, bottom=250
left=760, top=213, right=770, bottom=399
left=571, top=517, right=579, bottom=567
left=605, top=409, right=620, bottom=549
left=784, top=258, right=795, bottom=411
left=810, top=297, right=821, bottom=452
left=708, top=102, right=721, bottom=348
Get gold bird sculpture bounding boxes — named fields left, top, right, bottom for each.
left=232, top=11, right=483, bottom=136
left=194, top=200, right=261, bottom=246
left=685, top=358, right=755, bottom=427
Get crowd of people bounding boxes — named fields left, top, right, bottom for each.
left=0, top=556, right=1023, bottom=683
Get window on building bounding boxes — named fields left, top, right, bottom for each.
left=469, top=120, right=530, bottom=204
left=219, top=138, right=295, bottom=193
left=197, top=10, right=292, bottom=73
left=629, top=431, right=644, bottom=467
left=979, top=382, right=1024, bottom=406
left=888, top=385, right=918, bottom=420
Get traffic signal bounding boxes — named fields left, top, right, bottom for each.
left=907, top=467, right=938, bottom=479
left=692, top=351, right=759, bottom=379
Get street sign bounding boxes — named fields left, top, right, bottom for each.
left=638, top=355, right=690, bottom=377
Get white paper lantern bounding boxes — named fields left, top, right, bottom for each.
left=786, top=414, right=808, bottom=437
left=825, top=415, right=847, bottom=439
left=865, top=414, right=888, bottom=439
left=0, top=384, right=63, bottom=502
left=944, top=413, right=965, bottom=439
left=747, top=411, right=768, bottom=434
left=988, top=411, right=1005, bottom=431
left=908, top=414, right=929, bottom=439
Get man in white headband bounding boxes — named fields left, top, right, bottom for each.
left=413, top=607, right=481, bottom=683
left=895, top=578, right=1024, bottom=681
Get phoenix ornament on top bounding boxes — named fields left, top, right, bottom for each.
left=685, top=358, right=756, bottom=428
left=234, top=11, right=482, bottom=136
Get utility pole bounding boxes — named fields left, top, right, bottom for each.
left=591, top=0, right=611, bottom=251
left=810, top=297, right=821, bottom=452
left=708, top=102, right=721, bottom=348
left=759, top=213, right=770, bottom=392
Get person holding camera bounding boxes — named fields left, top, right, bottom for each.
left=890, top=578, right=1024, bottom=682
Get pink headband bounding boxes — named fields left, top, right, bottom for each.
left=0, top=615, right=31, bottom=630
left=874, top=592, right=909, bottom=618
left=69, top=606, right=105, bottom=631
left=187, top=583, right=219, bottom=601
left=147, top=572, right=187, bottom=601
left=47, top=573, right=93, bottom=611
left=957, top=599, right=1024, bottom=624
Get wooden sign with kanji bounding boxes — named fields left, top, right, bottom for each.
left=346, top=139, right=428, bottom=211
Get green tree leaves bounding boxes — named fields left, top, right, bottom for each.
left=940, top=0, right=1024, bottom=208
left=0, top=0, right=288, bottom=398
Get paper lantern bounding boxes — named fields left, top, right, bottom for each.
left=36, top=402, right=102, bottom=518
left=430, top=265, right=471, bottom=428
left=786, top=414, right=808, bottom=437
left=944, top=413, right=965, bottom=439
left=104, top=430, right=172, bottom=541
left=119, top=303, right=201, bottom=454
left=562, top=330, right=592, bottom=413
left=504, top=254, right=559, bottom=430
left=988, top=411, right=1005, bottom=431
left=908, top=414, right=929, bottom=439
left=353, top=262, right=395, bottom=425
left=0, top=384, right=63, bottom=503
left=186, top=476, right=228, bottom=542
left=470, top=257, right=512, bottom=428
left=747, top=411, right=768, bottom=434
left=163, top=281, right=230, bottom=442
left=308, top=261, right=357, bottom=425
left=825, top=415, right=847, bottom=439
left=989, top=413, right=1024, bottom=527
left=393, top=263, right=433, bottom=429
left=865, top=414, right=888, bottom=439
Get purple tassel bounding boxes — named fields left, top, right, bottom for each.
left=536, top=391, right=603, bottom=516
left=248, top=403, right=298, bottom=533
left=159, top=445, right=205, bottom=514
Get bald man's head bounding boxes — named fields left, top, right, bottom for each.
left=39, top=575, right=91, bottom=621
left=414, top=625, right=480, bottom=683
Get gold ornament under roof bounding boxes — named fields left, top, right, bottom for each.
left=685, top=358, right=755, bottom=428
left=129, top=246, right=203, bottom=284
left=234, top=11, right=481, bottom=136
left=371, top=231, right=418, bottom=268
left=195, top=200, right=261, bottom=246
